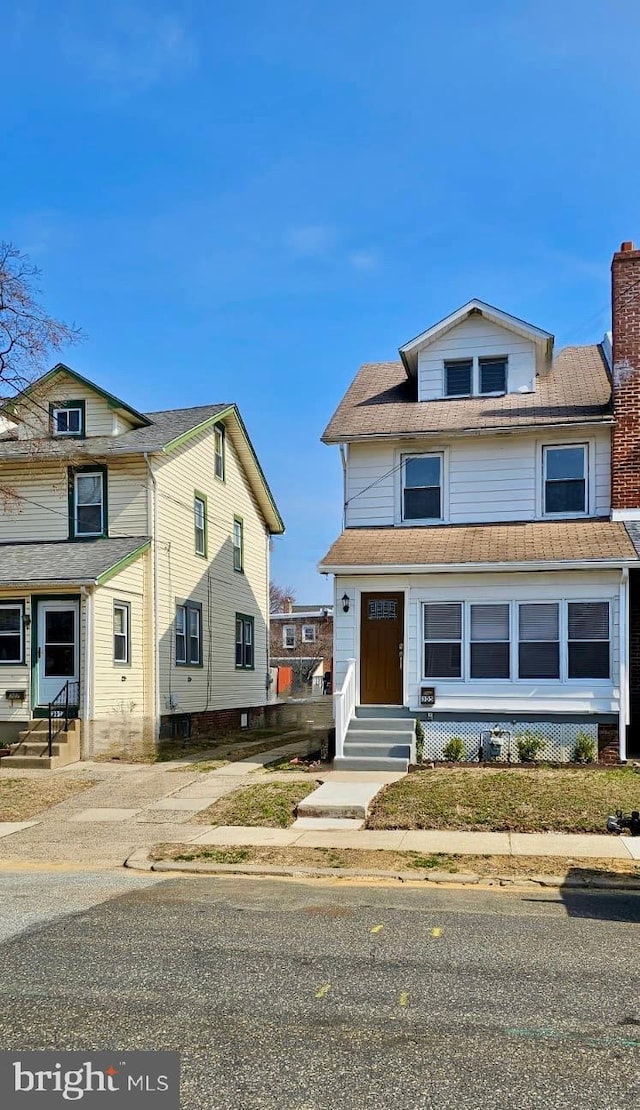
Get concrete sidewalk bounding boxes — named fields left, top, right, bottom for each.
left=186, top=823, right=640, bottom=860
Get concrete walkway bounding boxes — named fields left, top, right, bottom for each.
left=1, top=738, right=638, bottom=865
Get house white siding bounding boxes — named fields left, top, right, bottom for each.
left=334, top=569, right=622, bottom=716
left=417, top=315, right=536, bottom=402
left=344, top=428, right=612, bottom=527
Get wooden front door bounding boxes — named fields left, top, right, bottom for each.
left=360, top=592, right=404, bottom=705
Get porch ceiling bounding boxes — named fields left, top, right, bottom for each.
left=0, top=536, right=150, bottom=587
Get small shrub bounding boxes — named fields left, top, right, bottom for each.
left=443, top=736, right=465, bottom=762
left=572, top=730, right=596, bottom=764
left=415, top=719, right=426, bottom=763
left=515, top=730, right=546, bottom=763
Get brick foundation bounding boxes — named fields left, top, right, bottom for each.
left=597, top=723, right=620, bottom=764
left=160, top=697, right=333, bottom=746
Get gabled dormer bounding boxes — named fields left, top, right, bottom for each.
left=0, top=363, right=152, bottom=441
left=398, top=299, right=554, bottom=403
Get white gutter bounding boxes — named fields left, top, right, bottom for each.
left=318, top=560, right=638, bottom=576
left=619, top=567, right=629, bottom=762
left=144, top=453, right=161, bottom=732
left=81, top=585, right=93, bottom=724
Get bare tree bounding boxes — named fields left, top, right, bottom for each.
left=270, top=581, right=296, bottom=613
left=0, top=241, right=81, bottom=396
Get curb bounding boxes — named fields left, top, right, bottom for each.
left=123, top=851, right=640, bottom=891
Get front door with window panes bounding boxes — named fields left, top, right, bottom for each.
left=37, top=600, right=79, bottom=705
left=360, top=592, right=404, bottom=704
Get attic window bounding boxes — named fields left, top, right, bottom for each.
left=479, top=357, right=507, bottom=395
left=444, top=360, right=472, bottom=397
left=52, top=401, right=85, bottom=437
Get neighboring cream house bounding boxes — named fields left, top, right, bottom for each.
left=320, top=244, right=640, bottom=770
left=0, top=364, right=283, bottom=765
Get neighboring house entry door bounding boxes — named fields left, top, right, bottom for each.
left=360, top=592, right=404, bottom=705
left=37, top=600, right=80, bottom=706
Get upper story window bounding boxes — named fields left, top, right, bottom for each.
left=51, top=401, right=85, bottom=437
left=194, top=493, right=207, bottom=557
left=479, top=357, right=507, bottom=395
left=69, top=467, right=106, bottom=539
left=543, top=444, right=586, bottom=516
left=283, top=625, right=295, bottom=648
left=233, top=517, right=244, bottom=572
left=444, top=360, right=472, bottom=397
left=443, top=356, right=508, bottom=398
left=214, top=425, right=225, bottom=481
left=302, top=624, right=316, bottom=643
left=402, top=455, right=442, bottom=521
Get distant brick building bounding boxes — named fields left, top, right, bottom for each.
left=270, top=601, right=333, bottom=695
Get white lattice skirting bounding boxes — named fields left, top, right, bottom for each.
left=418, top=719, right=599, bottom=763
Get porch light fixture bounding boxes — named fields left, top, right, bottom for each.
left=341, top=593, right=350, bottom=614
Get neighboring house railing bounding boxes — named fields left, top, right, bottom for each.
left=333, top=658, right=356, bottom=760
left=48, top=680, right=80, bottom=757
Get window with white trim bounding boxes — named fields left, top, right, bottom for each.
left=214, top=425, right=225, bottom=480
left=194, top=495, right=206, bottom=557
left=175, top=601, right=202, bottom=666
left=470, top=604, right=510, bottom=679
left=543, top=445, right=587, bottom=515
left=402, top=454, right=442, bottom=521
left=113, top=601, right=130, bottom=664
left=53, top=406, right=83, bottom=436
left=444, top=359, right=472, bottom=397
left=283, top=625, right=295, bottom=649
left=424, top=603, right=462, bottom=678
left=518, top=603, right=560, bottom=679
left=73, top=471, right=105, bottom=537
left=302, top=624, right=316, bottom=643
left=233, top=518, right=243, bottom=572
left=568, top=602, right=610, bottom=679
left=0, top=604, right=23, bottom=663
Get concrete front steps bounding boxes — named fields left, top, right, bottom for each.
left=333, top=706, right=415, bottom=772
left=6, top=719, right=81, bottom=770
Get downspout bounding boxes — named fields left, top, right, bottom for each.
left=81, top=585, right=93, bottom=726
left=619, top=566, right=629, bottom=762
left=340, top=443, right=347, bottom=530
left=144, top=453, right=161, bottom=733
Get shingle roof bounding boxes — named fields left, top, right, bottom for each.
left=0, top=404, right=231, bottom=461
left=322, top=345, right=612, bottom=442
left=0, top=537, right=150, bottom=586
left=624, top=522, right=640, bottom=557
left=319, top=520, right=637, bottom=569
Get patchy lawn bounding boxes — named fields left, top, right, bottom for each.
left=163, top=733, right=317, bottom=772
left=366, top=767, right=640, bottom=834
left=0, top=776, right=96, bottom=822
left=150, top=842, right=640, bottom=882
left=195, top=781, right=318, bottom=828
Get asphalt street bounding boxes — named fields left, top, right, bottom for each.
left=0, top=868, right=638, bottom=1109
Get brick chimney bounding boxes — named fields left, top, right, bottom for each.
left=611, top=240, right=640, bottom=516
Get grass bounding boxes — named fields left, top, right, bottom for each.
left=150, top=842, right=640, bottom=882
left=366, top=767, right=640, bottom=833
left=0, top=776, right=96, bottom=822
left=153, top=726, right=302, bottom=763
left=194, top=781, right=318, bottom=828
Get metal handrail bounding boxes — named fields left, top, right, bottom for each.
left=48, top=680, right=80, bottom=757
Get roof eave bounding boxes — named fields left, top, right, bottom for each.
left=318, top=558, right=637, bottom=575
left=321, top=415, right=615, bottom=445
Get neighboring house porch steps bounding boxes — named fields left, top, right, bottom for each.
left=5, top=719, right=81, bottom=770
left=333, top=706, right=414, bottom=772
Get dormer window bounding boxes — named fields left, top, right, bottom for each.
left=444, top=360, right=472, bottom=397
left=51, top=401, right=85, bottom=437
left=479, top=357, right=507, bottom=395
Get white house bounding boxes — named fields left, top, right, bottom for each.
left=319, top=243, right=640, bottom=770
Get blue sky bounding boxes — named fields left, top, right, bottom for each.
left=4, top=0, right=640, bottom=600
